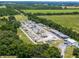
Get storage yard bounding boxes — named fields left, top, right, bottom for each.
left=20, top=20, right=79, bottom=58
left=21, top=20, right=60, bottom=43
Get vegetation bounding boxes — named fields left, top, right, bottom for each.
left=6, top=2, right=79, bottom=10
left=23, top=9, right=79, bottom=13
left=65, top=46, right=75, bottom=58
left=0, top=30, right=23, bottom=56
left=15, top=14, right=32, bottom=44
left=39, top=15, right=79, bottom=33
left=24, top=44, right=61, bottom=58
left=0, top=8, right=19, bottom=16
left=22, top=9, right=79, bottom=15
left=0, top=16, right=27, bottom=57
left=0, top=16, right=20, bottom=33
left=7, top=4, right=62, bottom=10
left=0, top=17, right=7, bottom=27
left=42, top=47, right=61, bottom=58
left=73, top=48, right=79, bottom=58
left=15, top=15, right=27, bottom=21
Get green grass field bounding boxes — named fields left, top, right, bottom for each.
left=39, top=15, right=79, bottom=33
left=22, top=9, right=79, bottom=14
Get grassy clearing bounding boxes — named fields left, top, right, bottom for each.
left=50, top=40, right=64, bottom=47
left=64, top=46, right=75, bottom=58
left=17, top=28, right=33, bottom=45
left=22, top=9, right=79, bottom=14
left=39, top=15, right=79, bottom=33
left=15, top=15, right=27, bottom=21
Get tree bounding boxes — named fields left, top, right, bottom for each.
left=27, top=44, right=49, bottom=58
left=0, top=17, right=26, bottom=57
left=0, top=16, right=20, bottom=33
left=73, top=48, right=79, bottom=58
left=42, top=47, right=61, bottom=58
left=0, top=8, right=19, bottom=16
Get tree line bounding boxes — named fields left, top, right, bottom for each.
left=31, top=12, right=79, bottom=15
left=7, top=4, right=63, bottom=10
left=73, top=47, right=79, bottom=58
left=0, top=8, right=19, bottom=16
left=18, top=10, right=79, bottom=16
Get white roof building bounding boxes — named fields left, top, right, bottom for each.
left=64, top=38, right=78, bottom=46
left=66, top=38, right=76, bottom=43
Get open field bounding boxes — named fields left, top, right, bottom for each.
left=39, top=15, right=79, bottom=33
left=22, top=9, right=79, bottom=14
left=50, top=40, right=64, bottom=47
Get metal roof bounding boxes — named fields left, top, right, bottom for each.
left=65, top=38, right=76, bottom=43
left=50, top=29, right=69, bottom=39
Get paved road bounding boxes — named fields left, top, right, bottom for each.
left=58, top=43, right=67, bottom=58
